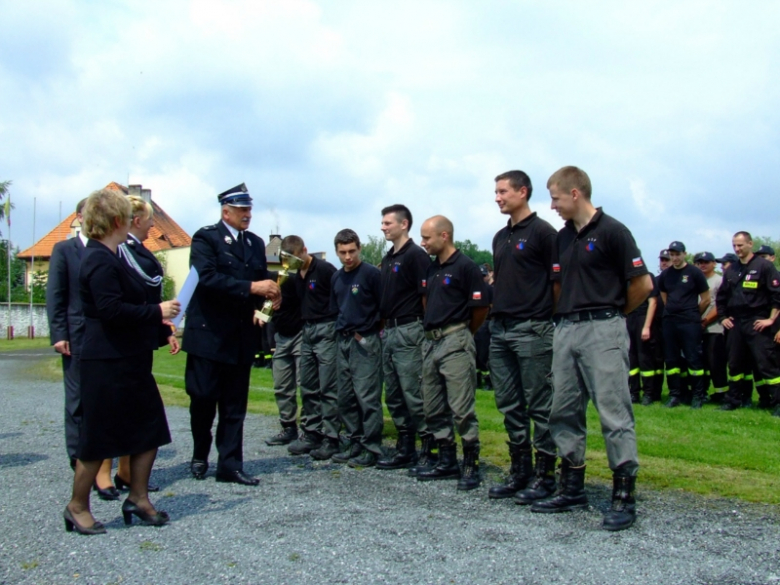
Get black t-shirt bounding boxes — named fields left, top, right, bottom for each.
left=297, top=256, right=338, bottom=322
left=658, top=264, right=709, bottom=321
left=716, top=255, right=780, bottom=319
left=273, top=275, right=303, bottom=337
left=491, top=212, right=557, bottom=320
left=552, top=209, right=648, bottom=314
left=423, top=250, right=490, bottom=330
left=331, top=262, right=382, bottom=333
left=380, top=239, right=431, bottom=319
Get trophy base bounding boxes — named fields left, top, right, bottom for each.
left=254, top=310, right=272, bottom=324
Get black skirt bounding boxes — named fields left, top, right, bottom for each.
left=76, top=351, right=171, bottom=461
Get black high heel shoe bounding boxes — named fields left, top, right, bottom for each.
left=114, top=473, right=160, bottom=492
left=92, top=481, right=120, bottom=501
left=63, top=507, right=107, bottom=535
left=121, top=499, right=170, bottom=527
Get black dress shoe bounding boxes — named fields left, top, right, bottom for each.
left=63, top=507, right=106, bottom=535
left=92, top=482, right=120, bottom=501
left=191, top=459, right=208, bottom=480
left=215, top=470, right=260, bottom=486
left=114, top=474, right=160, bottom=492
left=121, top=499, right=169, bottom=527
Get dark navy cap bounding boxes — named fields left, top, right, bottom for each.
left=694, top=252, right=716, bottom=263
left=756, top=245, right=775, bottom=256
left=716, top=253, right=738, bottom=264
left=659, top=249, right=671, bottom=260
left=217, top=183, right=253, bottom=208
left=668, top=241, right=686, bottom=253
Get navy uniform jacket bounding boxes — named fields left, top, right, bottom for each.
left=122, top=237, right=172, bottom=349
left=46, top=237, right=86, bottom=354
left=182, top=221, right=271, bottom=365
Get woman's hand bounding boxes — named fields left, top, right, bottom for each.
left=160, top=300, right=181, bottom=320
left=168, top=335, right=181, bottom=355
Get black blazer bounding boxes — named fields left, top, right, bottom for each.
left=79, top=240, right=164, bottom=360
left=122, top=237, right=171, bottom=349
left=182, top=221, right=270, bottom=365
left=46, top=236, right=86, bottom=353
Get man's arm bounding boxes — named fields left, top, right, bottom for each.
left=46, top=243, right=71, bottom=354
left=698, top=289, right=711, bottom=315
left=469, top=306, right=489, bottom=334
left=641, top=296, right=657, bottom=340
left=624, top=274, right=653, bottom=315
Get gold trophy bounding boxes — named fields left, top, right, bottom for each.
left=255, top=250, right=304, bottom=324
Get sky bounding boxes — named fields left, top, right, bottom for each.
left=1, top=0, right=779, bottom=266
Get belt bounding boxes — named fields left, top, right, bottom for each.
left=338, top=325, right=380, bottom=338
left=424, top=322, right=468, bottom=340
left=384, top=316, right=422, bottom=329
left=557, top=309, right=621, bottom=323
left=304, top=317, right=336, bottom=326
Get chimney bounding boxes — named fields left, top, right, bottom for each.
left=128, top=184, right=142, bottom=198
left=141, top=188, right=152, bottom=203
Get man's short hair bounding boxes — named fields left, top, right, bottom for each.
left=381, top=204, right=413, bottom=230
left=495, top=170, right=533, bottom=201
left=127, top=195, right=153, bottom=220
left=281, top=235, right=304, bottom=255
left=334, top=229, right=361, bottom=249
left=82, top=189, right=132, bottom=240
left=547, top=166, right=592, bottom=200
left=733, top=231, right=753, bottom=242
left=76, top=198, right=88, bottom=214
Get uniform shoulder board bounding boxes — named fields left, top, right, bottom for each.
left=202, top=224, right=218, bottom=231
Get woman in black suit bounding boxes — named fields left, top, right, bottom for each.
left=63, top=189, right=180, bottom=535
left=113, top=195, right=180, bottom=491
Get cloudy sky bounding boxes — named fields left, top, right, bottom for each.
left=1, top=0, right=778, bottom=265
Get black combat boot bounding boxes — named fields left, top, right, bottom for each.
left=531, top=461, right=588, bottom=513
left=690, top=377, right=708, bottom=409
left=408, top=435, right=438, bottom=477
left=287, top=431, right=322, bottom=455
left=457, top=442, right=481, bottom=491
left=514, top=452, right=557, bottom=505
left=602, top=474, right=637, bottom=531
left=417, top=442, right=459, bottom=481
left=488, top=445, right=532, bottom=499
left=629, top=374, right=641, bottom=404
left=332, top=441, right=362, bottom=464
left=265, top=423, right=298, bottom=446
left=310, top=437, right=341, bottom=460
left=377, top=433, right=418, bottom=470
left=741, top=379, right=754, bottom=408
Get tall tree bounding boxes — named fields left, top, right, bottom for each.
left=360, top=234, right=388, bottom=266
left=753, top=235, right=780, bottom=269
left=454, top=239, right=493, bottom=268
left=0, top=180, right=11, bottom=237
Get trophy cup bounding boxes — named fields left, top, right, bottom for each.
left=255, top=250, right=304, bottom=324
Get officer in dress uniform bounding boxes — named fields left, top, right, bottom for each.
left=182, top=184, right=280, bottom=485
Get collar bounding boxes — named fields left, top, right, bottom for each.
left=78, top=232, right=89, bottom=247
left=436, top=249, right=461, bottom=267
left=564, top=207, right=604, bottom=234
left=506, top=211, right=538, bottom=230
left=221, top=220, right=240, bottom=240
left=127, top=233, right=142, bottom=245
left=388, top=238, right=414, bottom=257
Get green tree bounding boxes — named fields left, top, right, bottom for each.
left=0, top=180, right=12, bottom=237
left=752, top=235, right=780, bottom=269
left=154, top=252, right=177, bottom=301
left=360, top=235, right=387, bottom=266
left=0, top=240, right=28, bottom=302
left=454, top=239, right=492, bottom=268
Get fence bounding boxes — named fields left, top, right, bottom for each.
left=0, top=303, right=49, bottom=339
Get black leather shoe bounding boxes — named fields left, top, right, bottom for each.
left=121, top=499, right=169, bottom=527
left=215, top=470, right=260, bottom=486
left=63, top=507, right=106, bottom=535
left=114, top=474, right=160, bottom=492
left=92, top=482, right=120, bottom=501
left=190, top=459, right=208, bottom=480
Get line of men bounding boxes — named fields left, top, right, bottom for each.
left=626, top=239, right=780, bottom=414
left=251, top=166, right=653, bottom=532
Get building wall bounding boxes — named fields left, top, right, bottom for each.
left=0, top=303, right=49, bottom=338
left=158, top=247, right=191, bottom=297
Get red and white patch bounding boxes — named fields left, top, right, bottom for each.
left=472, top=291, right=482, bottom=300
left=421, top=279, right=427, bottom=288
left=632, top=257, right=644, bottom=267
left=552, top=263, right=561, bottom=273
left=773, top=279, right=779, bottom=287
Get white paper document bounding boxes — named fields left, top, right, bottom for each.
left=172, top=266, right=199, bottom=328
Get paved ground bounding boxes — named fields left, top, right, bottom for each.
left=1, top=350, right=779, bottom=585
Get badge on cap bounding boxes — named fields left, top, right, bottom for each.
left=217, top=183, right=254, bottom=208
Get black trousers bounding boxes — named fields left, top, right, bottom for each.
left=186, top=354, right=253, bottom=473
left=663, top=317, right=706, bottom=399
left=725, top=317, right=780, bottom=407
left=62, top=353, right=82, bottom=460
left=702, top=332, right=728, bottom=391
left=627, top=311, right=659, bottom=397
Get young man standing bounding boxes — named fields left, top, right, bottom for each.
left=694, top=251, right=728, bottom=400
left=377, top=205, right=432, bottom=471
left=658, top=241, right=710, bottom=408
left=417, top=216, right=490, bottom=490
left=487, top=170, right=559, bottom=504
left=533, top=166, right=651, bottom=531
left=330, top=229, right=384, bottom=467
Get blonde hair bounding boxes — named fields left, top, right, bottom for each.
left=82, top=189, right=132, bottom=239
left=547, top=166, right=592, bottom=200
left=127, top=195, right=153, bottom=220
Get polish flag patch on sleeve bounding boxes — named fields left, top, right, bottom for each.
left=421, top=279, right=427, bottom=288
left=552, top=263, right=561, bottom=273
left=472, top=291, right=482, bottom=300
left=632, top=257, right=644, bottom=267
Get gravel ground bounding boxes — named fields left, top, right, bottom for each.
left=1, top=350, right=780, bottom=585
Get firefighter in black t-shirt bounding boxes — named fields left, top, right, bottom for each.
left=627, top=273, right=660, bottom=404
left=657, top=241, right=711, bottom=408
left=716, top=232, right=780, bottom=414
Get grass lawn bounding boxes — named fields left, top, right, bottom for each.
left=0, top=338, right=53, bottom=352
left=5, top=338, right=778, bottom=504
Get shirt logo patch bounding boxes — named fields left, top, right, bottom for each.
left=443, top=274, right=452, bottom=286
left=745, top=275, right=751, bottom=281
left=682, top=275, right=689, bottom=283
left=586, top=242, right=595, bottom=251
left=393, top=265, right=400, bottom=273
left=224, top=236, right=233, bottom=244
left=308, top=281, right=316, bottom=290
left=351, top=285, right=360, bottom=295
left=632, top=257, right=644, bottom=267
left=743, top=281, right=758, bottom=289
left=472, top=291, right=482, bottom=300
left=421, top=279, right=427, bottom=287
left=552, top=263, right=561, bottom=273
